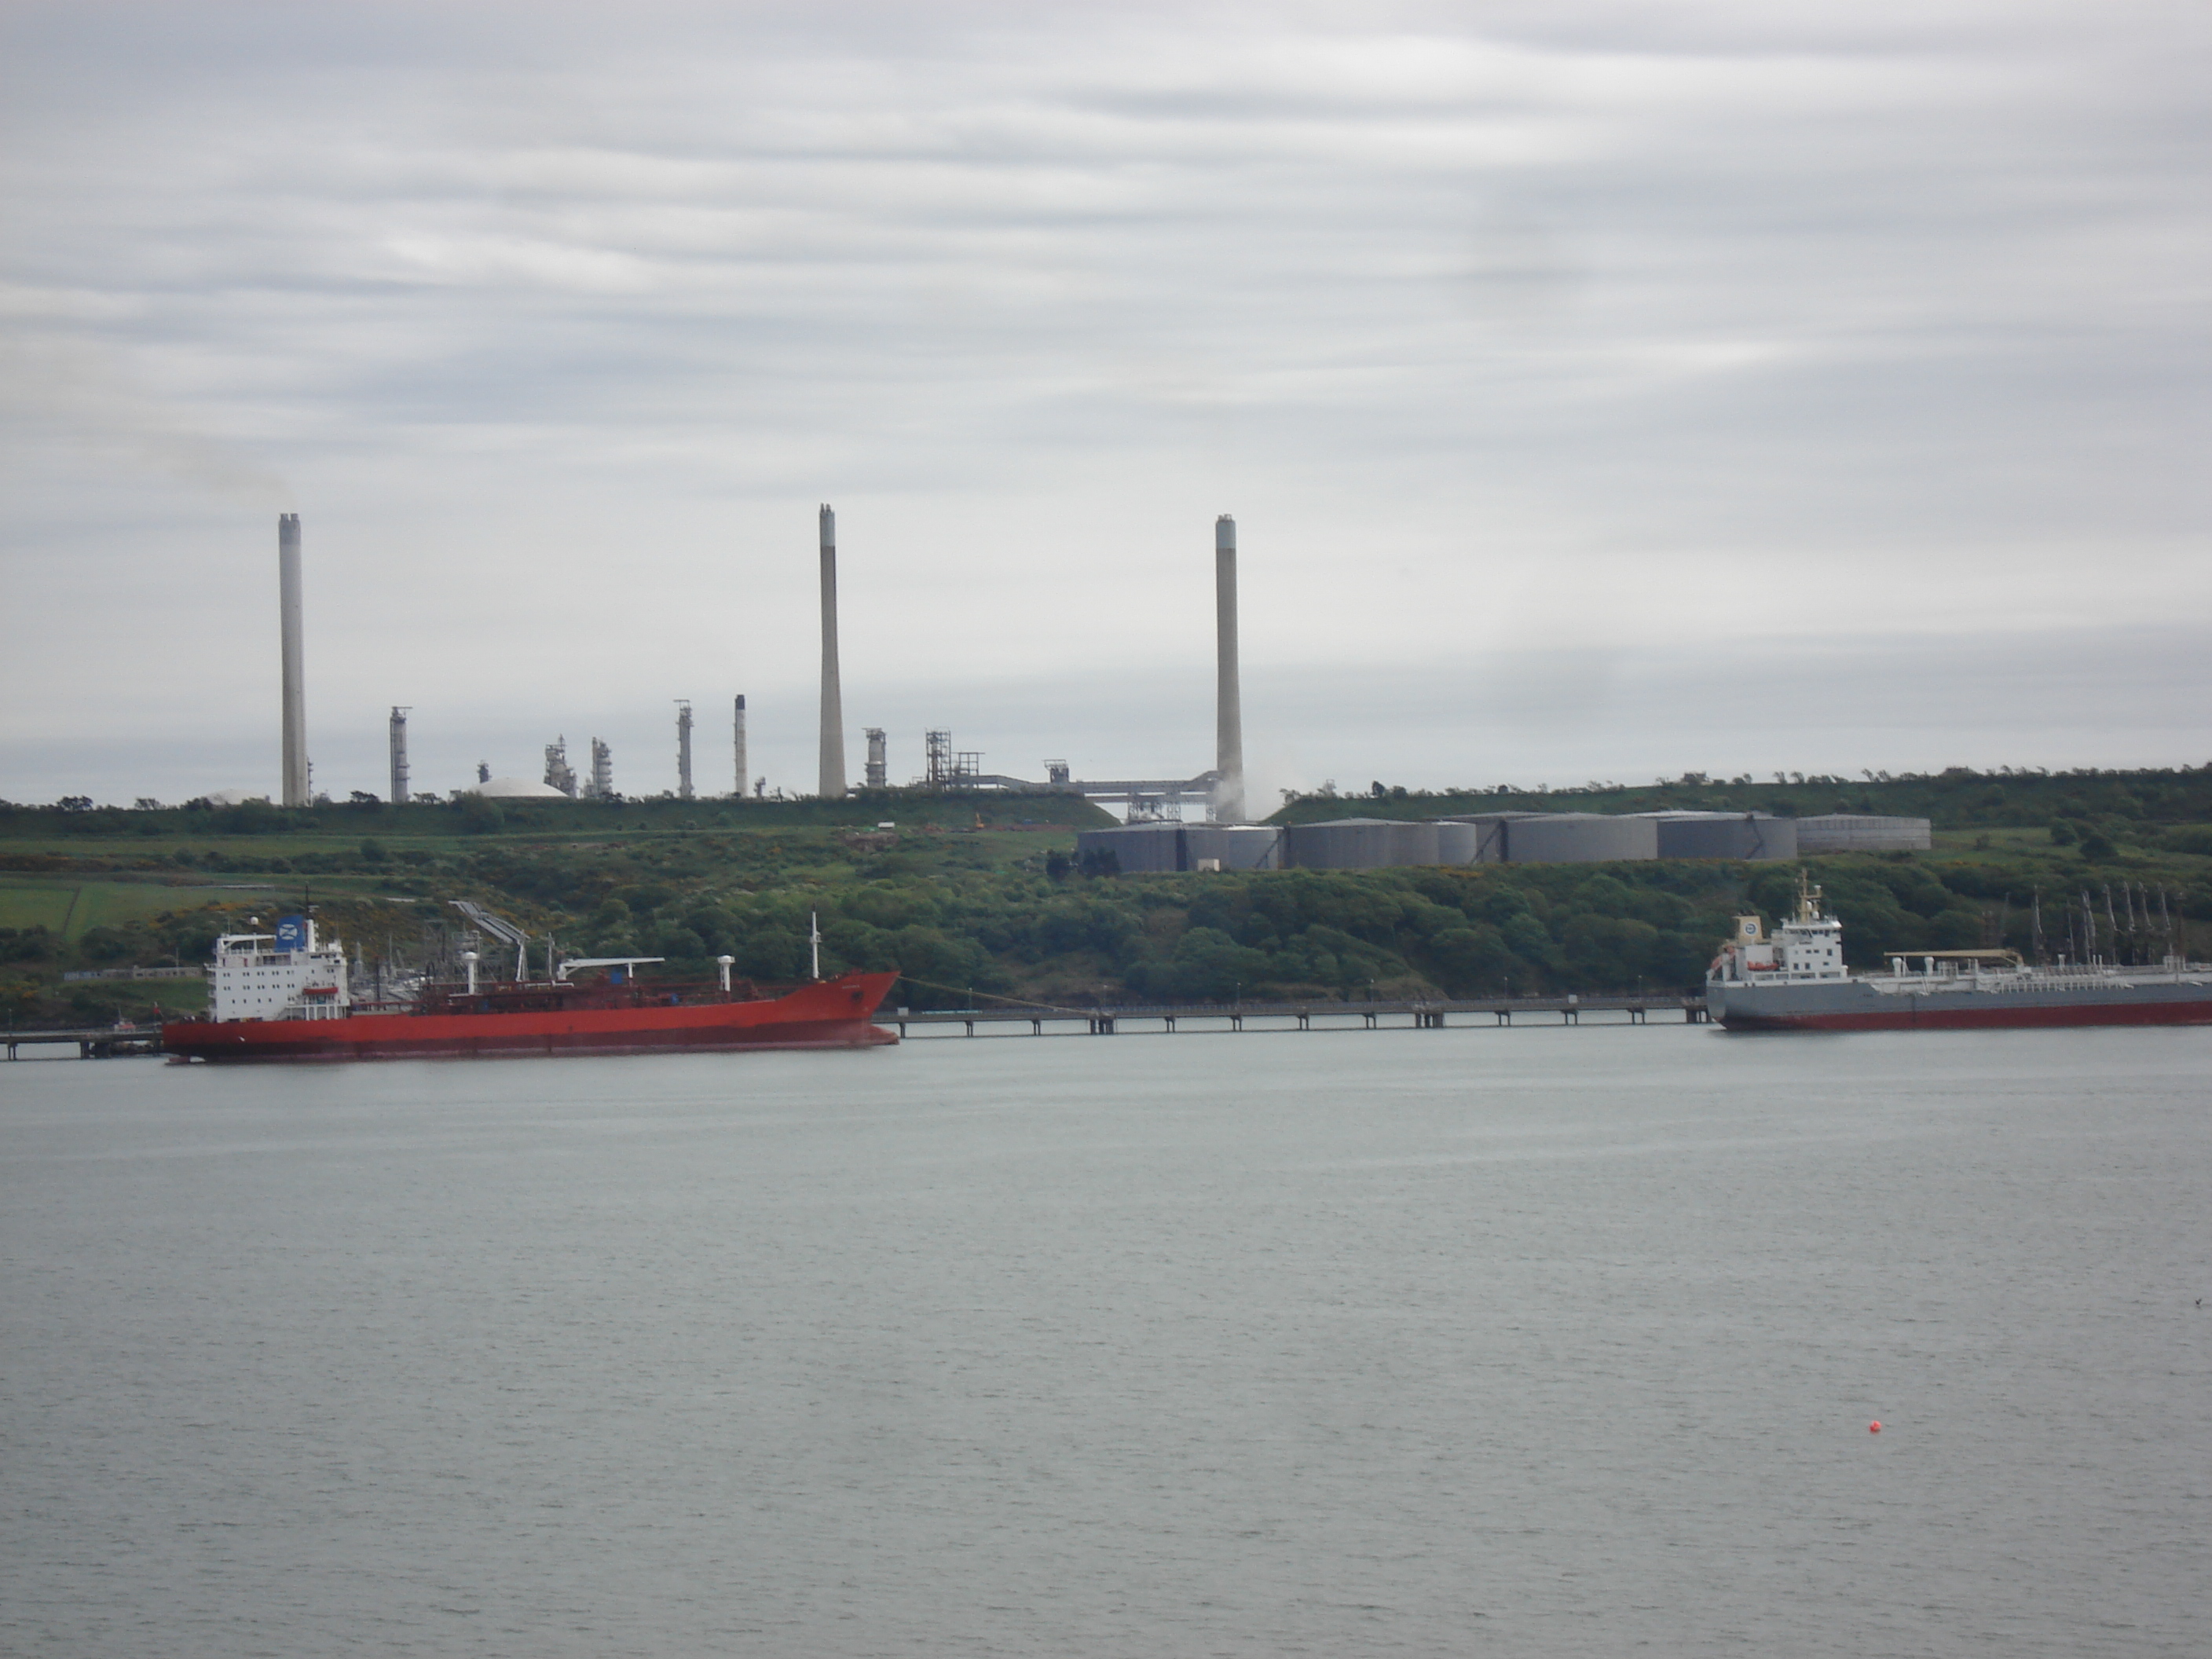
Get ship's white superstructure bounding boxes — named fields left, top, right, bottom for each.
left=209, top=916, right=350, bottom=1020
left=1709, top=874, right=1849, bottom=986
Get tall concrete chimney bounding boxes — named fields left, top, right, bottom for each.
left=818, top=504, right=847, bottom=798
left=1214, top=513, right=1244, bottom=823
left=278, top=513, right=309, bottom=806
left=388, top=706, right=410, bottom=805
left=732, top=694, right=749, bottom=797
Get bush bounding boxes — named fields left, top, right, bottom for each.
left=1130, top=927, right=1274, bottom=1002
left=734, top=929, right=806, bottom=982
left=0, top=927, right=58, bottom=964
left=1928, top=910, right=1984, bottom=950
left=77, top=925, right=134, bottom=963
left=1425, top=925, right=1517, bottom=993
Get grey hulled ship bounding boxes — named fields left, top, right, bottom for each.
left=1705, top=876, right=2212, bottom=1031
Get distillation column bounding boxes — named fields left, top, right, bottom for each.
left=818, top=504, right=848, bottom=798
left=676, top=700, right=694, bottom=800
left=1214, top=513, right=1245, bottom=823
left=278, top=513, right=309, bottom=806
left=388, top=706, right=409, bottom=805
left=732, top=694, right=749, bottom=797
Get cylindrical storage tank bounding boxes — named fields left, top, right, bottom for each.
left=1183, top=825, right=1283, bottom=870
left=1286, top=819, right=1382, bottom=869
left=1075, top=823, right=1186, bottom=873
left=1433, top=822, right=1482, bottom=865
left=1794, top=815, right=1932, bottom=853
left=1503, top=813, right=1659, bottom=863
left=1386, top=820, right=1442, bottom=865
left=1285, top=818, right=1441, bottom=869
left=1437, top=811, right=1536, bottom=862
left=1646, top=812, right=1798, bottom=861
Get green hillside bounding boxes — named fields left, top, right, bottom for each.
left=1270, top=763, right=2212, bottom=831
left=4, top=767, right=2207, bottom=1028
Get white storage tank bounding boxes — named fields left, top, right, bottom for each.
left=1285, top=818, right=1442, bottom=869
left=1638, top=811, right=1798, bottom=861
left=1795, top=814, right=1932, bottom=853
left=1503, top=813, right=1659, bottom=863
left=1433, top=822, right=1483, bottom=865
left=1433, top=812, right=1531, bottom=863
left=462, top=776, right=569, bottom=800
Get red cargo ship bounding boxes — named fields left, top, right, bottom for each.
left=162, top=913, right=900, bottom=1063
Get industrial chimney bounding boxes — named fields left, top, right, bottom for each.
left=675, top=700, right=694, bottom=800
left=732, top=694, right=749, bottom=798
left=388, top=706, right=410, bottom=806
left=818, top=504, right=847, bottom=798
left=277, top=513, right=309, bottom=806
left=1214, top=514, right=1244, bottom=823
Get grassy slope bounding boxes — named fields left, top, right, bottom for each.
left=0, top=877, right=286, bottom=939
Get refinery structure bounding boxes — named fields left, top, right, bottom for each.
left=225, top=504, right=1930, bottom=871
left=257, top=503, right=1250, bottom=822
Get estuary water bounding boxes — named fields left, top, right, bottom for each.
left=2, top=1024, right=2207, bottom=1657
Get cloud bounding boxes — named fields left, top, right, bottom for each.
left=0, top=1, right=2203, bottom=800
left=0, top=332, right=293, bottom=508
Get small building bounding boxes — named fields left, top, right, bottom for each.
left=1795, top=814, right=1932, bottom=853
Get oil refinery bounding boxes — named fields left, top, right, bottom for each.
left=211, top=505, right=1933, bottom=871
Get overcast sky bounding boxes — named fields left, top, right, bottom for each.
left=2, top=1, right=2205, bottom=808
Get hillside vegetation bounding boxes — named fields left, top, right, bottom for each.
left=1272, top=763, right=2212, bottom=831
left=5, top=765, right=2209, bottom=1025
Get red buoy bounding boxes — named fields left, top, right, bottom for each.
left=1869, top=1421, right=1882, bottom=1434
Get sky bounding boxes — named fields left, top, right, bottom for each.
left=2, top=0, right=2205, bottom=809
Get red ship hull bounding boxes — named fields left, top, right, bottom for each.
left=1720, top=998, right=2212, bottom=1033
left=163, top=972, right=902, bottom=1062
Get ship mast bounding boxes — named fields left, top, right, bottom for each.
left=1796, top=867, right=1826, bottom=924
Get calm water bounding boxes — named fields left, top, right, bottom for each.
left=2, top=1025, right=2207, bottom=1656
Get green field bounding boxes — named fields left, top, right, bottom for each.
left=0, top=878, right=286, bottom=942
